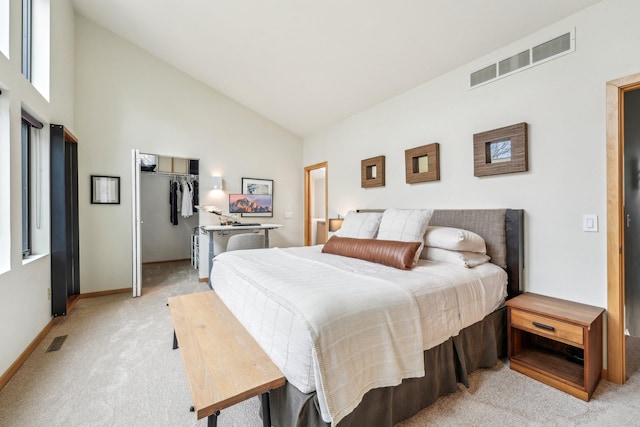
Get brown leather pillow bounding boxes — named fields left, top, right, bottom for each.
left=322, top=236, right=422, bottom=270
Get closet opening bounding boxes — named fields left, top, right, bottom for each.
left=132, top=151, right=200, bottom=295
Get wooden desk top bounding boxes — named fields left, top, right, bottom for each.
left=200, top=224, right=282, bottom=231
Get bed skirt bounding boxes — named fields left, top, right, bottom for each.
left=268, top=306, right=506, bottom=427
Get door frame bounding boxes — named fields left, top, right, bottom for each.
left=606, top=72, right=640, bottom=384
left=304, top=162, right=328, bottom=246
left=131, top=149, right=142, bottom=297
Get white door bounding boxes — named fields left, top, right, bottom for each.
left=131, top=149, right=142, bottom=297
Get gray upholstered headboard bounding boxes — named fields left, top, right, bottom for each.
left=357, top=208, right=524, bottom=299
left=430, top=209, right=523, bottom=299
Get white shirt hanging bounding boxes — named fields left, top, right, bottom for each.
left=181, top=180, right=193, bottom=218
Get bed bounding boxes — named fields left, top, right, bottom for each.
left=210, top=208, right=523, bottom=427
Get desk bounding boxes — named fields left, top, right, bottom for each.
left=199, top=224, right=283, bottom=276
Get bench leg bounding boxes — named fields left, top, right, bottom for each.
left=173, top=330, right=178, bottom=349
left=260, top=392, right=271, bottom=427
left=207, top=411, right=220, bottom=427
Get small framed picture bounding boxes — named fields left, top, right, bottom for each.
left=361, top=155, right=385, bottom=188
left=473, top=122, right=528, bottom=177
left=405, top=143, right=440, bottom=184
left=241, top=177, right=273, bottom=217
left=91, top=175, right=120, bottom=204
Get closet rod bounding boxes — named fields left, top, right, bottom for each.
left=141, top=171, right=198, bottom=179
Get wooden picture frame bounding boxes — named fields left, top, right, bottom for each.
left=405, top=143, right=440, bottom=184
left=361, top=155, right=385, bottom=188
left=241, top=177, right=273, bottom=217
left=473, top=122, right=528, bottom=177
left=91, top=175, right=120, bottom=204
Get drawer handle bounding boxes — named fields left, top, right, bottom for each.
left=532, top=321, right=555, bottom=331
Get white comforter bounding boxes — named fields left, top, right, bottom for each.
left=211, top=245, right=507, bottom=426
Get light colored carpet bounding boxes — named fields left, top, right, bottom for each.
left=0, top=260, right=639, bottom=426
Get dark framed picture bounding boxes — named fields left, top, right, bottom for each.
left=91, top=175, right=120, bottom=204
left=241, top=177, right=273, bottom=217
left=473, top=122, right=528, bottom=177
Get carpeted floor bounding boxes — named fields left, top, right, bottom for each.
left=1, top=260, right=640, bottom=426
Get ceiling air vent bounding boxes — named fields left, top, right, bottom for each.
left=469, top=28, right=575, bottom=89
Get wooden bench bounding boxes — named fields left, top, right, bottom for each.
left=169, top=291, right=285, bottom=427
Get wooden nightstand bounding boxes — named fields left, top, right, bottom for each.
left=506, top=293, right=605, bottom=401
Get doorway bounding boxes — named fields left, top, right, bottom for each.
left=606, top=72, right=640, bottom=384
left=304, top=162, right=328, bottom=246
left=131, top=150, right=200, bottom=296
left=624, top=88, right=640, bottom=338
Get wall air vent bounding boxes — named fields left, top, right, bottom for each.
left=499, top=50, right=530, bottom=76
left=470, top=64, right=497, bottom=87
left=470, top=28, right=575, bottom=89
left=532, top=32, right=571, bottom=63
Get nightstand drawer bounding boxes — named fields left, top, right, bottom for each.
left=511, top=309, right=583, bottom=346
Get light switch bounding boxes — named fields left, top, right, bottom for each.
left=284, top=211, right=293, bottom=219
left=583, top=214, right=598, bottom=232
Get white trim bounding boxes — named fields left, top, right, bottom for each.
left=131, top=149, right=142, bottom=297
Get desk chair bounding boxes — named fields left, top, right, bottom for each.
left=226, top=233, right=265, bottom=252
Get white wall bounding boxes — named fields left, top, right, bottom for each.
left=74, top=15, right=303, bottom=291
left=304, top=0, right=640, bottom=309
left=0, top=0, right=76, bottom=377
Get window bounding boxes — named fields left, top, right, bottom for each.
left=21, top=120, right=30, bottom=256
left=21, top=109, right=43, bottom=258
left=0, top=0, right=9, bottom=58
left=0, top=92, right=8, bottom=273
left=22, top=0, right=50, bottom=98
left=22, top=0, right=32, bottom=81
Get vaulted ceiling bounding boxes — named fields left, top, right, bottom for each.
left=71, top=0, right=601, bottom=137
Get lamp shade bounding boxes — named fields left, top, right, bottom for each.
left=328, top=218, right=344, bottom=232
left=212, top=176, right=222, bottom=190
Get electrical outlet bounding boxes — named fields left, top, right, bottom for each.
left=48, top=288, right=51, bottom=300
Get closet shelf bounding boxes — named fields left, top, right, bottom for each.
left=141, top=171, right=199, bottom=179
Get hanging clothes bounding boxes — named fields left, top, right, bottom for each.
left=182, top=179, right=193, bottom=218
left=170, top=179, right=179, bottom=225
left=177, top=178, right=183, bottom=215
left=192, top=179, right=199, bottom=206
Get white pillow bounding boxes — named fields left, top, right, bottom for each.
left=423, top=226, right=487, bottom=254
left=423, top=247, right=491, bottom=268
left=334, top=211, right=383, bottom=239
left=376, top=209, right=433, bottom=242
left=376, top=209, right=433, bottom=265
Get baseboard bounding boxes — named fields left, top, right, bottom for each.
left=0, top=316, right=60, bottom=392
left=79, top=288, right=131, bottom=299
left=199, top=277, right=208, bottom=283
left=67, top=294, right=81, bottom=312
left=142, top=258, right=190, bottom=265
